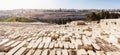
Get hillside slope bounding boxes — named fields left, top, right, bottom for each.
left=0, top=16, right=36, bottom=22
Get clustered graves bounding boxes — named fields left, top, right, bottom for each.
left=0, top=22, right=119, bottom=55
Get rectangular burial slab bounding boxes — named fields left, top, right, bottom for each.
left=10, top=35, right=20, bottom=40
left=54, top=42, right=59, bottom=48
left=44, top=43, right=50, bottom=49
left=4, top=41, right=15, bottom=46
left=41, top=49, right=49, bottom=55
left=106, top=52, right=114, bottom=55
left=26, top=38, right=32, bottom=42
left=75, top=39, right=83, bottom=45
left=0, top=39, right=9, bottom=45
left=87, top=37, right=96, bottom=43
left=87, top=50, right=95, bottom=55
left=82, top=37, right=91, bottom=45
left=106, top=52, right=120, bottom=55
left=6, top=40, right=26, bottom=55
left=69, top=43, right=75, bottom=49
left=68, top=50, right=76, bottom=55
left=33, top=49, right=42, bottom=55
left=75, top=39, right=83, bottom=49
left=96, top=51, right=105, bottom=55
left=38, top=42, right=44, bottom=49
left=83, top=41, right=92, bottom=50
left=62, top=50, right=68, bottom=55
left=70, top=38, right=76, bottom=44
left=27, top=40, right=36, bottom=48
left=14, top=47, right=27, bottom=55
left=49, top=50, right=55, bottom=55
left=10, top=41, right=21, bottom=47
left=26, top=49, right=35, bottom=55
left=98, top=44, right=111, bottom=52
left=92, top=43, right=100, bottom=50
left=32, top=38, right=42, bottom=49
left=63, top=42, right=69, bottom=49
left=56, top=50, right=61, bottom=55
left=58, top=42, right=63, bottom=48
left=49, top=42, right=55, bottom=49
left=45, top=37, right=51, bottom=43
left=77, top=49, right=87, bottom=55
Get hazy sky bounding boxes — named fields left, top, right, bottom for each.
left=0, top=0, right=119, bottom=10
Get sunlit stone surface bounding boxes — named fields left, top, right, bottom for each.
left=0, top=19, right=120, bottom=55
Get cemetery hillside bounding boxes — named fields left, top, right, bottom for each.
left=0, top=9, right=120, bottom=55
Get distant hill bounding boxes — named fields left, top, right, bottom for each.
left=0, top=16, right=36, bottom=22
left=0, top=16, right=85, bottom=24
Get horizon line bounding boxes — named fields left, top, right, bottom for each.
left=0, top=8, right=120, bottom=10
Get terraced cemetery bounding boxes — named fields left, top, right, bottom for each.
left=0, top=21, right=120, bottom=55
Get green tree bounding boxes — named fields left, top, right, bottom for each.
left=104, top=11, right=110, bottom=19
left=87, top=12, right=97, bottom=21
left=110, top=13, right=120, bottom=18
left=98, top=11, right=106, bottom=19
